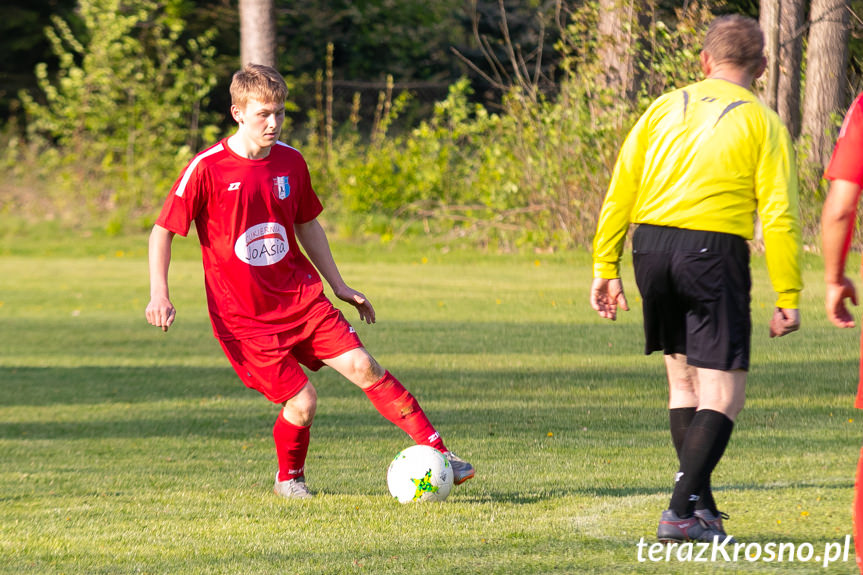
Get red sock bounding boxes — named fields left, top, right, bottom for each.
left=364, top=371, right=446, bottom=452
left=273, top=412, right=310, bottom=481
left=856, top=445, right=863, bottom=573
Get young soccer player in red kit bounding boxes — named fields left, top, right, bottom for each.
left=821, top=91, right=863, bottom=572
left=145, top=63, right=474, bottom=498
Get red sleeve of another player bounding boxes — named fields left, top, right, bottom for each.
left=155, top=161, right=208, bottom=236
left=825, top=93, right=863, bottom=186
left=294, top=155, right=324, bottom=224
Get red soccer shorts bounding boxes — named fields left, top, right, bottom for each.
left=219, top=297, right=363, bottom=403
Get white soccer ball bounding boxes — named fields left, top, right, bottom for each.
left=386, top=444, right=453, bottom=503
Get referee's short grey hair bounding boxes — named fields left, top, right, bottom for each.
left=703, top=14, right=765, bottom=76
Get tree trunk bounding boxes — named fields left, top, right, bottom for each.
left=777, top=0, right=805, bottom=139
left=239, top=0, right=277, bottom=68
left=801, top=0, right=849, bottom=168
left=597, top=0, right=649, bottom=99
left=759, top=0, right=781, bottom=110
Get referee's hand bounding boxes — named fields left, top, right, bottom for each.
left=590, top=277, right=629, bottom=321
left=769, top=307, right=800, bottom=338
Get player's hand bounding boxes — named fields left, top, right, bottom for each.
left=145, top=297, right=176, bottom=332
left=769, top=307, right=800, bottom=338
left=590, top=277, right=629, bottom=321
left=335, top=286, right=376, bottom=324
left=825, top=276, right=857, bottom=328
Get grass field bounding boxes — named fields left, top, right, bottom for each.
left=1, top=231, right=861, bottom=574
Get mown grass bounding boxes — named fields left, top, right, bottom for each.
left=0, top=231, right=860, bottom=573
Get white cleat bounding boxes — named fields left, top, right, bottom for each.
left=443, top=451, right=475, bottom=485
left=273, top=473, right=313, bottom=499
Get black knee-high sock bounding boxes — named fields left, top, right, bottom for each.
left=696, top=412, right=734, bottom=514
left=668, top=409, right=734, bottom=517
left=669, top=407, right=696, bottom=455
left=670, top=407, right=719, bottom=513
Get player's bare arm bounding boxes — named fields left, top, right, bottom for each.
left=145, top=224, right=177, bottom=332
left=590, top=277, right=629, bottom=321
left=822, top=178, right=862, bottom=328
left=294, top=218, right=376, bottom=324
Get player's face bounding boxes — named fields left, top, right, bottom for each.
left=233, top=98, right=285, bottom=152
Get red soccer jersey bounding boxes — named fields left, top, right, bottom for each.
left=825, top=92, right=863, bottom=186
left=156, top=139, right=325, bottom=340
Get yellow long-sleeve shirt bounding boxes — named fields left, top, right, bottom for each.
left=592, top=78, right=802, bottom=308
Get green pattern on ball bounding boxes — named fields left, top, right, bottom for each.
left=411, top=469, right=439, bottom=501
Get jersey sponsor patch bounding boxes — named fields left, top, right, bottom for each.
left=273, top=175, right=290, bottom=200
left=234, top=222, right=289, bottom=266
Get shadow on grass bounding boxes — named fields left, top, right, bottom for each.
left=0, top=316, right=646, bottom=360
left=1, top=352, right=855, bottom=405
left=1, top=358, right=857, bottom=440
left=462, top=479, right=855, bottom=505
left=459, top=487, right=664, bottom=504
left=1, top=365, right=243, bottom=406
left=2, top=329, right=858, bottom=503
left=0, top=365, right=664, bottom=437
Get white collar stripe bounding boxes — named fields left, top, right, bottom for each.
left=175, top=143, right=225, bottom=197
left=276, top=141, right=299, bottom=153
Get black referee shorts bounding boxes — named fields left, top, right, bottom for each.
left=632, top=224, right=751, bottom=371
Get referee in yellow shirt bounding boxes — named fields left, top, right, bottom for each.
left=590, top=14, right=802, bottom=543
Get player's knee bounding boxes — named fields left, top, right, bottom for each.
left=725, top=396, right=745, bottom=421
left=701, top=391, right=745, bottom=421
left=282, top=384, right=317, bottom=426
left=351, top=350, right=385, bottom=385
left=668, top=377, right=697, bottom=407
left=669, top=377, right=696, bottom=394
left=286, top=402, right=316, bottom=427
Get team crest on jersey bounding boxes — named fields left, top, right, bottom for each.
left=273, top=176, right=290, bottom=200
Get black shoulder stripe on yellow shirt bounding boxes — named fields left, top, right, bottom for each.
left=715, top=100, right=751, bottom=128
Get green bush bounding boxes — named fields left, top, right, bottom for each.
left=305, top=1, right=824, bottom=251
left=10, top=0, right=219, bottom=230
left=1, top=0, right=832, bottom=250
left=303, top=3, right=646, bottom=249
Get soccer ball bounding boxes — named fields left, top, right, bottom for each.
left=386, top=445, right=453, bottom=503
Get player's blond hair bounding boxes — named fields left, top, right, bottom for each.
left=230, top=64, right=288, bottom=108
left=702, top=14, right=765, bottom=76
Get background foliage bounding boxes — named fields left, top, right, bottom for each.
left=0, top=0, right=859, bottom=249
left=4, top=0, right=220, bottom=233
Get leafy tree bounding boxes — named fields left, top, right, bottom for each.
left=452, top=0, right=564, bottom=106
left=16, top=0, right=219, bottom=225
left=0, top=0, right=78, bottom=121
left=280, top=0, right=463, bottom=82
left=277, top=0, right=465, bottom=129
